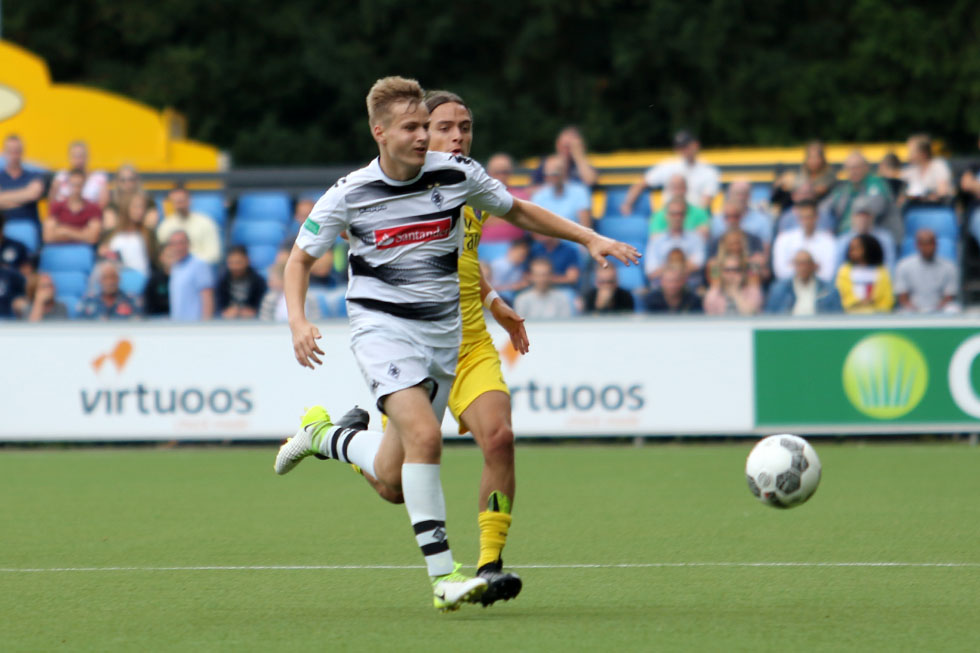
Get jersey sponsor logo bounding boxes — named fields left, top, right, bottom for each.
left=303, top=217, right=320, bottom=234
left=374, top=217, right=452, bottom=249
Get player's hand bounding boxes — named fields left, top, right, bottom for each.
left=490, top=298, right=529, bottom=355
left=585, top=233, right=641, bottom=268
left=289, top=319, right=324, bottom=369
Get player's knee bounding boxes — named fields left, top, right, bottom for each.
left=402, top=425, right=443, bottom=462
left=482, top=423, right=515, bottom=465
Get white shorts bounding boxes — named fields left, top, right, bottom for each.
left=349, top=316, right=459, bottom=420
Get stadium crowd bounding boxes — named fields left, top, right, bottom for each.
left=1, top=130, right=978, bottom=322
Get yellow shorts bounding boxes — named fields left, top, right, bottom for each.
left=448, top=335, right=510, bottom=434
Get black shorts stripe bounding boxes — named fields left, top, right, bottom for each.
left=421, top=540, right=451, bottom=556
left=412, top=519, right=445, bottom=535
left=345, top=169, right=467, bottom=205
left=348, top=297, right=458, bottom=321
left=349, top=250, right=458, bottom=286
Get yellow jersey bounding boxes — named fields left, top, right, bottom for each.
left=459, top=205, right=490, bottom=345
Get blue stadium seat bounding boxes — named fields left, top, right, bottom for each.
left=231, top=220, right=287, bottom=247
left=900, top=236, right=957, bottom=263
left=236, top=192, right=291, bottom=223
left=119, top=268, right=148, bottom=296
left=58, top=295, right=81, bottom=319
left=612, top=260, right=647, bottom=292
left=48, top=270, right=88, bottom=297
left=603, top=187, right=651, bottom=218
left=39, top=244, right=95, bottom=274
left=750, top=184, right=771, bottom=204
left=246, top=244, right=279, bottom=272
left=314, top=287, right=347, bottom=318
left=478, top=241, right=510, bottom=262
left=3, top=219, right=40, bottom=253
left=904, top=206, right=958, bottom=240
left=597, top=216, right=649, bottom=244
left=190, top=192, right=228, bottom=227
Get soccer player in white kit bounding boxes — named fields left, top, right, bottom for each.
left=274, top=77, right=640, bottom=611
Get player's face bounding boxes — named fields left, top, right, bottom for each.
left=428, top=102, right=472, bottom=157
left=376, top=101, right=430, bottom=175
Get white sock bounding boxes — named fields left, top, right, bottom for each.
left=402, top=463, right=455, bottom=577
left=311, top=426, right=382, bottom=478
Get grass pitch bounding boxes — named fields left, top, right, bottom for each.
left=1, top=442, right=979, bottom=651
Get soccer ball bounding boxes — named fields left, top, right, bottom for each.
left=745, top=434, right=821, bottom=509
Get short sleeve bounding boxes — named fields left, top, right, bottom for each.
left=944, top=262, right=959, bottom=296
left=463, top=160, right=514, bottom=216
left=295, top=188, right=348, bottom=259
left=195, top=261, right=215, bottom=290
left=643, top=162, right=669, bottom=188
left=701, top=165, right=721, bottom=199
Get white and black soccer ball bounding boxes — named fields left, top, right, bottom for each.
left=745, top=434, right=821, bottom=509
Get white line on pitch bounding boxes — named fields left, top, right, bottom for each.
left=1, top=562, right=979, bottom=573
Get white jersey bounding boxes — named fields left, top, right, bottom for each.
left=297, top=152, right=514, bottom=345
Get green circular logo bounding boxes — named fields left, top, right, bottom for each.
left=842, top=334, right=928, bottom=419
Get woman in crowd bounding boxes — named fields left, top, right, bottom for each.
left=836, top=233, right=894, bottom=313
left=703, top=252, right=763, bottom=315
left=102, top=164, right=160, bottom=231
left=772, top=140, right=837, bottom=210
left=902, top=134, right=953, bottom=203
left=705, top=230, right=767, bottom=287
left=97, top=193, right=157, bottom=276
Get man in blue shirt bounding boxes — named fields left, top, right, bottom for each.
left=167, top=230, right=215, bottom=321
left=79, top=262, right=141, bottom=320
left=530, top=155, right=592, bottom=228
left=530, top=235, right=581, bottom=287
left=0, top=135, right=45, bottom=227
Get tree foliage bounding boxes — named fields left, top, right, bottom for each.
left=7, top=0, right=980, bottom=165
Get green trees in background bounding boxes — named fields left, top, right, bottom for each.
left=7, top=0, right=979, bottom=165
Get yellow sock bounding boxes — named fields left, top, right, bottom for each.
left=477, top=510, right=512, bottom=569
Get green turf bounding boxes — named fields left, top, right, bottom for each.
left=2, top=443, right=979, bottom=651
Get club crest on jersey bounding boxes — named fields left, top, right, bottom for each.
left=374, top=217, right=452, bottom=249
left=430, top=187, right=444, bottom=209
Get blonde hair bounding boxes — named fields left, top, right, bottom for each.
left=366, top=76, right=425, bottom=127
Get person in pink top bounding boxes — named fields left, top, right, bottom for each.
left=480, top=153, right=530, bottom=242
left=703, top=252, right=763, bottom=316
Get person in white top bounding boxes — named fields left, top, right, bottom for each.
left=902, top=134, right=953, bottom=201
left=621, top=130, right=720, bottom=214
left=48, top=140, right=110, bottom=207
left=274, top=76, right=639, bottom=612
left=514, top=257, right=574, bottom=319
left=771, top=199, right=837, bottom=283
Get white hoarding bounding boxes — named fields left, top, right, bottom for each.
left=0, top=319, right=755, bottom=441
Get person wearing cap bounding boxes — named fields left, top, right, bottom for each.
left=833, top=197, right=896, bottom=273
left=620, top=130, right=720, bottom=215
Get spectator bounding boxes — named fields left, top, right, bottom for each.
left=621, top=130, right=720, bottom=214
left=97, top=193, right=157, bottom=275
left=703, top=253, right=763, bottom=316
left=962, top=134, right=980, bottom=246
left=644, top=264, right=702, bottom=314
left=765, top=250, right=841, bottom=315
left=489, top=237, right=531, bottom=302
left=282, top=197, right=316, bottom=248
left=878, top=152, right=905, bottom=198
left=902, top=134, right=953, bottom=203
left=0, top=134, right=45, bottom=228
left=706, top=222, right=768, bottom=287
left=48, top=140, right=109, bottom=207
left=0, top=213, right=34, bottom=277
left=710, top=179, right=774, bottom=245
left=772, top=140, right=837, bottom=207
left=771, top=199, right=836, bottom=283
left=102, top=164, right=160, bottom=231
left=531, top=126, right=598, bottom=188
left=644, top=196, right=706, bottom=282
left=836, top=233, right=894, bottom=314
left=825, top=151, right=894, bottom=235
left=647, top=174, right=711, bottom=237
left=216, top=245, right=267, bottom=319
left=43, top=170, right=103, bottom=245
left=529, top=235, right=581, bottom=287
left=79, top=262, right=140, bottom=320
left=259, top=262, right=319, bottom=322
left=278, top=197, right=343, bottom=288
left=774, top=182, right=835, bottom=234
left=144, top=244, right=174, bottom=318
left=482, top=153, right=529, bottom=242
left=530, top=155, right=592, bottom=228
left=156, top=183, right=222, bottom=265
left=19, top=272, right=68, bottom=321
left=834, top=198, right=896, bottom=273
left=579, top=264, right=634, bottom=314
left=0, top=265, right=26, bottom=319
left=166, top=230, right=214, bottom=321
left=894, top=229, right=959, bottom=314
left=708, top=201, right=766, bottom=259
left=513, top=257, right=574, bottom=319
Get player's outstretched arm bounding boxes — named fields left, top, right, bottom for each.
left=479, top=266, right=529, bottom=355
left=502, top=198, right=641, bottom=269
left=284, top=244, right=324, bottom=369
